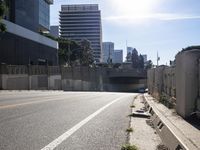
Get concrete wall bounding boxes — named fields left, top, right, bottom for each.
left=30, top=75, right=48, bottom=90
left=0, top=65, right=146, bottom=92
left=48, top=75, right=61, bottom=90
left=147, top=49, right=200, bottom=118
left=175, top=50, right=200, bottom=118
left=147, top=66, right=174, bottom=100
left=163, top=67, right=176, bottom=98
left=61, top=67, right=104, bottom=91
left=1, top=74, right=29, bottom=90
left=0, top=65, right=61, bottom=90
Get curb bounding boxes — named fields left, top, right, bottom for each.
left=143, top=93, right=199, bottom=150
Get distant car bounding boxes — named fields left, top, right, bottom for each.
left=138, top=88, right=145, bottom=93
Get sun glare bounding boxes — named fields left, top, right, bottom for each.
left=111, top=0, right=158, bottom=18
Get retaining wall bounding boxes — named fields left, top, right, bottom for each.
left=0, top=65, right=147, bottom=92
left=147, top=49, right=200, bottom=118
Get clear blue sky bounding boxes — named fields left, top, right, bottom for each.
left=50, top=0, right=200, bottom=65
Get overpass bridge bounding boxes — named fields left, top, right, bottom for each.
left=107, top=68, right=147, bottom=79
left=103, top=68, right=147, bottom=92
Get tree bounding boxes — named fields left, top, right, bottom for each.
left=0, top=0, right=8, bottom=32
left=113, top=63, right=121, bottom=68
left=131, top=48, right=139, bottom=68
left=145, top=60, right=153, bottom=70
left=80, top=39, right=94, bottom=66
left=138, top=54, right=144, bottom=69
left=58, top=38, right=81, bottom=66
left=126, top=52, right=132, bottom=62
left=58, top=38, right=94, bottom=67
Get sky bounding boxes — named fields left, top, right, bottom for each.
left=50, top=0, right=200, bottom=65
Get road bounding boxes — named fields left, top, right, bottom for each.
left=0, top=91, right=136, bottom=150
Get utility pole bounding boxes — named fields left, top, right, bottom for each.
left=157, top=51, right=160, bottom=67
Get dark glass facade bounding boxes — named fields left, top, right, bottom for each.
left=15, top=0, right=39, bottom=32
left=0, top=1, right=58, bottom=66
left=39, top=0, right=50, bottom=30
left=6, top=0, right=51, bottom=32
left=0, top=32, right=58, bottom=65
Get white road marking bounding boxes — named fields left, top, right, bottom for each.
left=41, top=96, right=126, bottom=150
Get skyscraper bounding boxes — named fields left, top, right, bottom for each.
left=60, top=4, right=102, bottom=62
left=5, top=0, right=53, bottom=32
left=102, top=42, right=114, bottom=63
left=113, top=50, right=123, bottom=63
left=0, top=0, right=58, bottom=65
left=50, top=26, right=59, bottom=38
left=127, top=47, right=134, bottom=54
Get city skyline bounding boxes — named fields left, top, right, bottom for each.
left=51, top=0, right=200, bottom=65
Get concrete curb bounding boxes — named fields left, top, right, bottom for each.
left=143, top=93, right=200, bottom=150
left=129, top=94, right=161, bottom=150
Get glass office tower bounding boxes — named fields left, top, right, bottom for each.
left=5, top=0, right=53, bottom=32
left=60, top=4, right=102, bottom=63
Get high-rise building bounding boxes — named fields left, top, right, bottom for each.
left=5, top=0, right=53, bottom=32
left=102, top=42, right=114, bottom=63
left=0, top=0, right=58, bottom=65
left=127, top=47, right=134, bottom=54
left=50, top=26, right=59, bottom=38
left=142, top=54, right=147, bottom=63
left=60, top=4, right=102, bottom=62
left=113, top=50, right=123, bottom=63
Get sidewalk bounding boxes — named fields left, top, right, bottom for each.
left=129, top=94, right=161, bottom=150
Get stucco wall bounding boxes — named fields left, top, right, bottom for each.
left=176, top=50, right=200, bottom=118
left=147, top=49, right=200, bottom=118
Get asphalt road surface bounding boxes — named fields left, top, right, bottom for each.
left=0, top=91, right=136, bottom=150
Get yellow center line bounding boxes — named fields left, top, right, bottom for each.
left=0, top=94, right=99, bottom=110
left=0, top=97, right=66, bottom=110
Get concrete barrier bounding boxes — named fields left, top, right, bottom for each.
left=144, top=94, right=200, bottom=150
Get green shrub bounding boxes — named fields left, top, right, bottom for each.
left=121, top=144, right=138, bottom=150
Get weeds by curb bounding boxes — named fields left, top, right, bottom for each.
left=121, top=144, right=138, bottom=150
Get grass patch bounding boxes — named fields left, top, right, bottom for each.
left=126, top=127, right=134, bottom=133
left=121, top=144, right=138, bottom=150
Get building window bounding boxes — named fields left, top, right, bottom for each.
left=39, top=0, right=50, bottom=30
